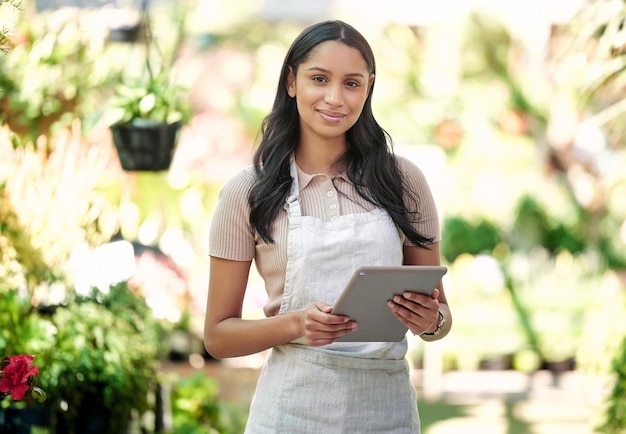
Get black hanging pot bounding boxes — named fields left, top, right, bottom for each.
left=110, top=119, right=182, bottom=171
left=108, top=23, right=142, bottom=43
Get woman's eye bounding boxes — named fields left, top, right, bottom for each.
left=346, top=81, right=360, bottom=88
left=313, top=76, right=326, bottom=83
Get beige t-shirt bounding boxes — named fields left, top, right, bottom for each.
left=209, top=154, right=440, bottom=317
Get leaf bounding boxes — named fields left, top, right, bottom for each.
left=166, top=111, right=183, bottom=124
left=139, top=93, right=156, bottom=115
left=104, top=107, right=127, bottom=125
left=30, top=386, right=47, bottom=403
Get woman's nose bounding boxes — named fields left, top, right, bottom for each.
left=324, top=84, right=343, bottom=106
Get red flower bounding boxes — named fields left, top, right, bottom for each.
left=0, top=355, right=40, bottom=401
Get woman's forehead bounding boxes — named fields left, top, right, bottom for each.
left=299, top=40, right=370, bottom=74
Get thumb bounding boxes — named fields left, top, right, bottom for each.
left=431, top=288, right=440, bottom=300
left=316, top=303, right=333, bottom=313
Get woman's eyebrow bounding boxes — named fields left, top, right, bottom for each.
left=306, top=66, right=366, bottom=78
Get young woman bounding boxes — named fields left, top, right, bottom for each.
left=205, top=20, right=452, bottom=433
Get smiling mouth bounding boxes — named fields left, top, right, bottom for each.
left=318, top=110, right=346, bottom=122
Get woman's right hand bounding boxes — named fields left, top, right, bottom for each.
left=301, top=303, right=358, bottom=346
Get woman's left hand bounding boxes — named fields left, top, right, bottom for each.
left=387, top=288, right=440, bottom=335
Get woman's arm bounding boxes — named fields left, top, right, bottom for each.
left=204, top=256, right=358, bottom=358
left=386, top=242, right=452, bottom=341
left=204, top=257, right=299, bottom=358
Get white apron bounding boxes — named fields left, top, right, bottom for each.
left=245, top=160, right=420, bottom=434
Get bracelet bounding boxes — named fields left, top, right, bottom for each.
left=421, top=310, right=445, bottom=337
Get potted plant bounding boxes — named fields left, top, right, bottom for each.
left=105, top=1, right=192, bottom=172
left=40, top=281, right=170, bottom=434
left=106, top=71, right=192, bottom=171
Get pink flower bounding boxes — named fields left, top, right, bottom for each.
left=0, top=354, right=40, bottom=401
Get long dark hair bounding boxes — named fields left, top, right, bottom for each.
left=249, top=20, right=434, bottom=248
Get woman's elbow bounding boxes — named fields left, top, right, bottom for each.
left=204, top=333, right=225, bottom=360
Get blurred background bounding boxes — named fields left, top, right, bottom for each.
left=1, top=0, right=625, bottom=433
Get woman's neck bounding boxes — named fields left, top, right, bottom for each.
left=295, top=140, right=346, bottom=175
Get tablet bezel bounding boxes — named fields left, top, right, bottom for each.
left=331, top=265, right=447, bottom=342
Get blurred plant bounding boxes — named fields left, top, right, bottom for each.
left=441, top=216, right=501, bottom=263
left=102, top=1, right=193, bottom=172
left=0, top=122, right=119, bottom=299
left=41, top=281, right=170, bottom=434
left=0, top=0, right=22, bottom=54
left=0, top=289, right=55, bottom=371
left=511, top=194, right=586, bottom=257
left=104, top=0, right=192, bottom=127
left=541, top=9, right=626, bottom=426
left=504, top=249, right=597, bottom=364
left=105, top=71, right=192, bottom=126
left=0, top=8, right=121, bottom=141
left=569, top=0, right=626, bottom=145
left=442, top=253, right=526, bottom=370
left=0, top=117, right=171, bottom=431
left=544, top=0, right=626, bottom=269
left=462, top=12, right=548, bottom=135
left=598, top=333, right=626, bottom=433
left=169, top=372, right=247, bottom=434
left=437, top=53, right=624, bottom=365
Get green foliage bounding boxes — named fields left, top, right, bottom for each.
left=0, top=289, right=55, bottom=359
left=598, top=335, right=626, bottom=433
left=462, top=12, right=512, bottom=79
left=170, top=372, right=247, bottom=434
left=0, top=1, right=22, bottom=55
left=569, top=0, right=626, bottom=142
left=0, top=9, right=120, bottom=141
left=103, top=1, right=192, bottom=127
left=441, top=253, right=528, bottom=370
left=38, top=281, right=168, bottom=434
left=441, top=216, right=501, bottom=262
left=0, top=126, right=119, bottom=296
left=505, top=249, right=598, bottom=363
left=512, top=195, right=586, bottom=255
left=0, top=179, right=61, bottom=291
left=597, top=216, right=626, bottom=269
left=105, top=72, right=192, bottom=126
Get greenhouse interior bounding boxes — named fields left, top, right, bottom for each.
left=1, top=0, right=625, bottom=433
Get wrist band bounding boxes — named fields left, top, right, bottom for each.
left=421, top=310, right=445, bottom=337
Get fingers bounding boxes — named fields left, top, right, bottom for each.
left=303, top=303, right=358, bottom=346
left=387, top=292, right=439, bottom=335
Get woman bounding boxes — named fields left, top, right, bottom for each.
left=204, top=20, right=452, bottom=433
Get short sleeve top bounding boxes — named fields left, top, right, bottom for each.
left=209, top=154, right=440, bottom=317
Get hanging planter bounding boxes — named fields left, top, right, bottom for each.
left=110, top=119, right=182, bottom=171
left=106, top=8, right=143, bottom=43
left=103, top=0, right=191, bottom=171
left=108, top=23, right=142, bottom=43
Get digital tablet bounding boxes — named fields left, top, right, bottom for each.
left=332, top=265, right=447, bottom=342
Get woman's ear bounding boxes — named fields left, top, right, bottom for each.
left=368, top=73, right=375, bottom=92
left=287, top=66, right=296, bottom=98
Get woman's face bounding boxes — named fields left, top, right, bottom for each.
left=287, top=40, right=374, bottom=146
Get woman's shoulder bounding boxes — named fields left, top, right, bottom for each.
left=393, top=154, right=427, bottom=180
left=215, top=166, right=257, bottom=207
left=219, top=165, right=256, bottom=192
